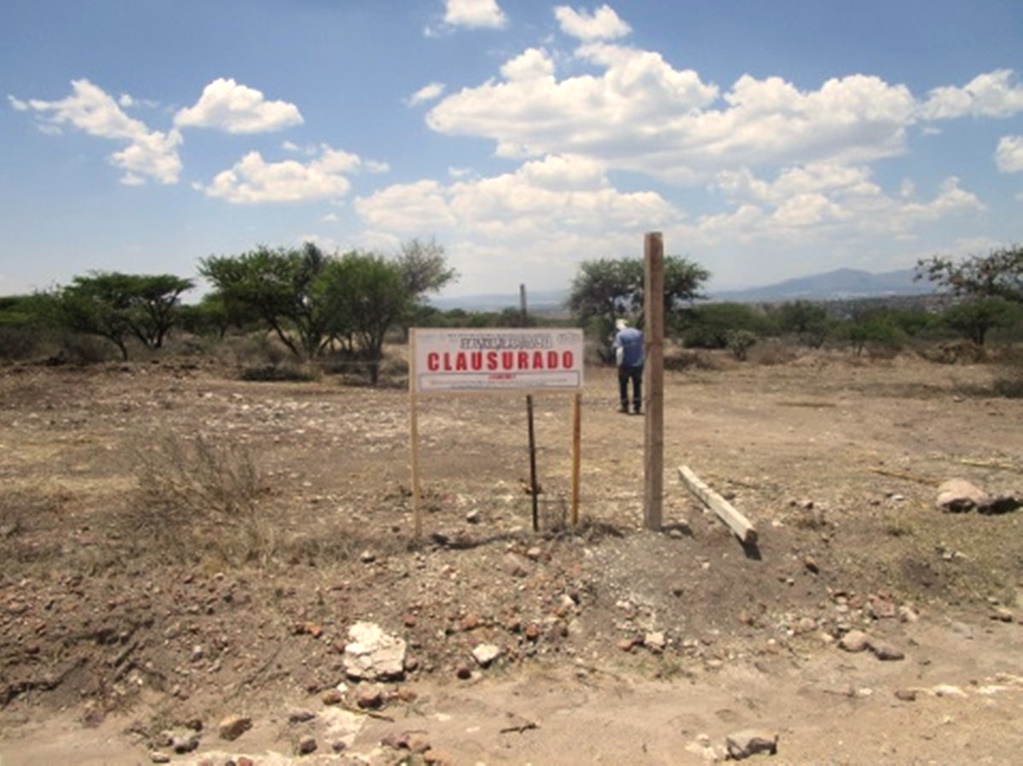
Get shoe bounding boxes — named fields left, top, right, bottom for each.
left=618, top=405, right=629, bottom=414
left=632, top=409, right=642, bottom=416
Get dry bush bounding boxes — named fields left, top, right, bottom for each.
left=663, top=348, right=722, bottom=371
left=746, top=340, right=800, bottom=366
left=919, top=340, right=988, bottom=365
left=127, top=432, right=276, bottom=567
left=0, top=486, right=66, bottom=574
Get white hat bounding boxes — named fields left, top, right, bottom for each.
left=615, top=318, right=628, bottom=330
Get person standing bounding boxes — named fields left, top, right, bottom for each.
left=613, top=318, right=644, bottom=414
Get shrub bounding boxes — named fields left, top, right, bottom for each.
left=725, top=329, right=758, bottom=361
left=128, top=432, right=274, bottom=566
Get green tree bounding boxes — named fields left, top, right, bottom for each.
left=680, top=302, right=765, bottom=349
left=568, top=255, right=709, bottom=362
left=322, top=251, right=408, bottom=384
left=845, top=313, right=901, bottom=356
left=775, top=300, right=830, bottom=348
left=941, top=298, right=1019, bottom=346
left=395, top=237, right=458, bottom=302
left=199, top=243, right=333, bottom=359
left=393, top=238, right=459, bottom=338
left=50, top=272, right=193, bottom=360
left=0, top=294, right=51, bottom=360
left=916, top=244, right=1023, bottom=304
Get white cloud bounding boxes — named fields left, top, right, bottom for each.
left=353, top=153, right=677, bottom=292
left=174, top=78, right=303, bottom=134
left=995, top=135, right=1023, bottom=173
left=13, top=79, right=182, bottom=184
left=705, top=165, right=983, bottom=244
left=196, top=146, right=367, bottom=204
left=919, top=69, right=1023, bottom=120
left=555, top=5, right=631, bottom=41
left=443, top=0, right=507, bottom=30
left=409, top=82, right=446, bottom=107
left=427, top=43, right=919, bottom=183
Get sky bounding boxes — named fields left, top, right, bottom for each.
left=2, top=0, right=1022, bottom=301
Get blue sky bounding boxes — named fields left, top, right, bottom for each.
left=3, top=0, right=1022, bottom=300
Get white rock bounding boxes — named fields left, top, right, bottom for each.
left=343, top=622, right=407, bottom=681
left=471, top=643, right=502, bottom=667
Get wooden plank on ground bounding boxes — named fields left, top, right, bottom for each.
left=678, top=465, right=757, bottom=544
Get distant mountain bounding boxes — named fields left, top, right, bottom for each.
left=430, top=268, right=936, bottom=311
left=709, top=268, right=935, bottom=302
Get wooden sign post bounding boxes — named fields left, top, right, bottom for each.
left=643, top=232, right=665, bottom=531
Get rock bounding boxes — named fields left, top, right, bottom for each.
left=894, top=689, right=918, bottom=702
left=455, top=665, right=472, bottom=680
left=726, top=729, right=779, bottom=760
left=838, top=630, right=870, bottom=653
left=978, top=495, right=1021, bottom=514
left=423, top=747, right=454, bottom=765
left=406, top=734, right=432, bottom=753
left=990, top=608, right=1014, bottom=623
left=321, top=688, right=343, bottom=705
left=217, top=714, right=252, bottom=741
left=343, top=621, right=408, bottom=681
left=465, top=509, right=480, bottom=524
left=869, top=642, right=905, bottom=661
left=868, top=596, right=897, bottom=619
left=288, top=709, right=316, bottom=723
left=616, top=637, right=639, bottom=652
left=164, top=730, right=199, bottom=754
left=149, top=752, right=171, bottom=764
left=644, top=631, right=666, bottom=652
left=502, top=553, right=529, bottom=577
left=297, top=736, right=318, bottom=755
left=936, top=478, right=990, bottom=513
left=471, top=643, right=502, bottom=667
left=356, top=683, right=384, bottom=709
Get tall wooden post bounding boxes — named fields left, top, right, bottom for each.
left=519, top=283, right=528, bottom=325
left=643, top=233, right=664, bottom=531
left=409, top=330, right=423, bottom=538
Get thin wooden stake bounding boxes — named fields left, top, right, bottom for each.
left=571, top=391, right=582, bottom=526
left=526, top=394, right=539, bottom=532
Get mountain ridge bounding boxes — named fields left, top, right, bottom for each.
left=430, top=267, right=935, bottom=311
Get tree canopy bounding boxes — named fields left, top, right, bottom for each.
left=199, top=243, right=335, bottom=360
left=199, top=240, right=456, bottom=382
left=567, top=255, right=709, bottom=360
left=49, top=272, right=193, bottom=360
left=916, top=245, right=1023, bottom=304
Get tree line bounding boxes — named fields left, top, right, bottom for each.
left=1, top=242, right=1020, bottom=379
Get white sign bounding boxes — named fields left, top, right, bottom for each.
left=411, top=328, right=584, bottom=393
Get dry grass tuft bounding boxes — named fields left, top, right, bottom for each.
left=127, top=432, right=276, bottom=567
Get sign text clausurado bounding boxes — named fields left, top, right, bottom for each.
left=411, top=328, right=584, bottom=393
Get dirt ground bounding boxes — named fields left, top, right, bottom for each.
left=1, top=348, right=1021, bottom=765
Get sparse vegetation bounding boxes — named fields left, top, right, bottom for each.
left=128, top=432, right=274, bottom=566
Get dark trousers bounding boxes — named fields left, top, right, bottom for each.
left=618, top=365, right=643, bottom=412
